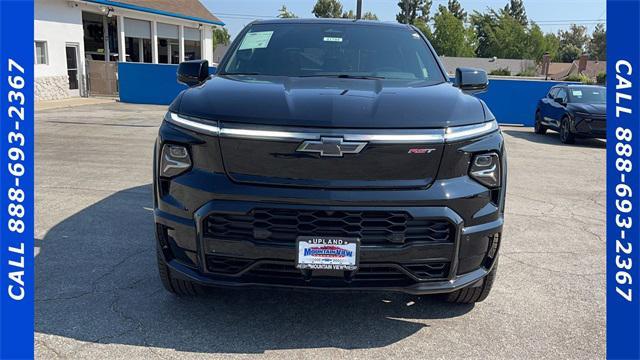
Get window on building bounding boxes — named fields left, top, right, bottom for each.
left=106, top=17, right=119, bottom=60
left=184, top=27, right=201, bottom=61
left=35, top=41, right=48, bottom=64
left=82, top=11, right=118, bottom=62
left=82, top=12, right=104, bottom=60
left=124, top=18, right=152, bottom=63
left=157, top=23, right=180, bottom=64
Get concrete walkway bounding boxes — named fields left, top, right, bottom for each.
left=36, top=97, right=117, bottom=111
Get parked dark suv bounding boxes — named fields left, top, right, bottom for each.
left=535, top=84, right=606, bottom=143
left=154, top=19, right=506, bottom=304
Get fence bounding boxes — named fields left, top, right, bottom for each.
left=118, top=62, right=571, bottom=126
left=475, top=77, right=573, bottom=126
left=118, top=63, right=216, bottom=105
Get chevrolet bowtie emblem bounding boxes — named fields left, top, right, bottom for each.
left=296, top=137, right=367, bottom=157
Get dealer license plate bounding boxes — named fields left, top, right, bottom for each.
left=296, top=236, right=359, bottom=271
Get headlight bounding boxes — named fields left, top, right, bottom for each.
left=469, top=152, right=500, bottom=188
left=160, top=144, right=191, bottom=177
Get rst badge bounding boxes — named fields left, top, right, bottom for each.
left=408, top=148, right=436, bottom=154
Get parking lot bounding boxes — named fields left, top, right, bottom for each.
left=34, top=102, right=605, bottom=359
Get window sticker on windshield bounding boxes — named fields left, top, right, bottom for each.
left=239, top=31, right=274, bottom=50
left=572, top=90, right=583, bottom=97
left=323, top=36, right=343, bottom=42
left=412, top=33, right=420, bottom=39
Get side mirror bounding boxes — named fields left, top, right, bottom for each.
left=454, top=67, right=488, bottom=93
left=177, top=60, right=209, bottom=86
left=554, top=97, right=566, bottom=105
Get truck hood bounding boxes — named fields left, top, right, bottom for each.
left=175, top=75, right=488, bottom=129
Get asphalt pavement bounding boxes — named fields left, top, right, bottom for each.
left=34, top=102, right=605, bottom=359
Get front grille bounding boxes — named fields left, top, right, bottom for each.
left=204, top=257, right=450, bottom=286
left=244, top=262, right=416, bottom=286
left=205, top=255, right=253, bottom=274
left=203, top=209, right=452, bottom=245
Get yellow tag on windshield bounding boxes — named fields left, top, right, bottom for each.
left=239, top=31, right=274, bottom=50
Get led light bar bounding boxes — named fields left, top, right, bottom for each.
left=444, top=120, right=499, bottom=142
left=167, top=112, right=220, bottom=135
left=166, top=112, right=499, bottom=143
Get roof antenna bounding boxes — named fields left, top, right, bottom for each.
left=356, top=0, right=362, bottom=19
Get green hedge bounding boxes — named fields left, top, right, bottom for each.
left=565, top=73, right=595, bottom=84
left=489, top=67, right=511, bottom=76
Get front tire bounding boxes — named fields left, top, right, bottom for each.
left=443, top=260, right=498, bottom=304
left=560, top=117, right=575, bottom=144
left=157, top=245, right=204, bottom=296
left=534, top=111, right=547, bottom=134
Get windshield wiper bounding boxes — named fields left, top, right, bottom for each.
left=300, top=74, right=386, bottom=80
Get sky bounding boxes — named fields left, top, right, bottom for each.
left=202, top=0, right=606, bottom=39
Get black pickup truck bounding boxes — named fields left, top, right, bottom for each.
left=153, top=19, right=506, bottom=304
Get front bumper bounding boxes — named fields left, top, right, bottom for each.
left=573, top=115, right=606, bottom=138
left=166, top=257, right=495, bottom=295
left=155, top=197, right=503, bottom=295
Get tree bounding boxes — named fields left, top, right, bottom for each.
left=488, top=13, right=528, bottom=59
left=446, top=0, right=466, bottom=21
left=470, top=4, right=561, bottom=61
left=362, top=11, right=379, bottom=20
left=558, top=24, right=589, bottom=52
left=503, top=0, right=527, bottom=26
left=413, top=18, right=432, bottom=40
left=470, top=10, right=529, bottom=59
left=430, top=8, right=475, bottom=57
left=588, top=23, right=606, bottom=60
left=313, top=0, right=343, bottom=18
left=396, top=0, right=432, bottom=24
left=543, top=32, right=561, bottom=61
left=212, top=27, right=230, bottom=54
left=525, top=23, right=558, bottom=61
left=341, top=9, right=379, bottom=20
left=555, top=24, right=588, bottom=62
left=342, top=9, right=355, bottom=18
left=470, top=11, right=497, bottom=58
left=558, top=43, right=581, bottom=63
left=277, top=5, right=298, bottom=18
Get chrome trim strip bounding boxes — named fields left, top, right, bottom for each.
left=168, top=113, right=220, bottom=135
left=219, top=124, right=446, bottom=143
left=344, top=132, right=445, bottom=143
left=220, top=128, right=325, bottom=141
left=167, top=112, right=498, bottom=143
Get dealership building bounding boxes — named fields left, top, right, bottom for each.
left=34, top=0, right=224, bottom=100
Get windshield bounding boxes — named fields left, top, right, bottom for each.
left=221, top=22, right=446, bottom=82
left=568, top=87, right=606, bottom=103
